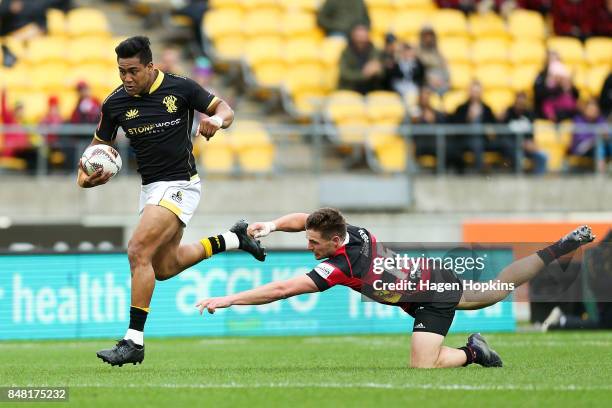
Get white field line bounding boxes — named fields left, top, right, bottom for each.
left=3, top=383, right=612, bottom=391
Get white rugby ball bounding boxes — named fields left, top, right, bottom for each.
left=81, top=145, right=122, bottom=177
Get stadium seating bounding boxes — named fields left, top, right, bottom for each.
left=231, top=122, right=276, bottom=173
left=547, top=36, right=585, bottom=67
left=66, top=8, right=111, bottom=37
left=584, top=37, right=612, bottom=67
left=431, top=9, right=468, bottom=39
left=468, top=13, right=508, bottom=41
left=508, top=9, right=546, bottom=41
left=471, top=39, right=509, bottom=65
left=366, top=132, right=407, bottom=173
left=438, top=37, right=471, bottom=64
left=533, top=120, right=571, bottom=172
left=199, top=134, right=235, bottom=174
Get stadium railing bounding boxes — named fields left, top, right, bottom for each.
left=0, top=122, right=609, bottom=176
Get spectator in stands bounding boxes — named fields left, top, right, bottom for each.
left=534, top=50, right=561, bottom=117
left=0, top=0, right=70, bottom=39
left=384, top=42, right=426, bottom=100
left=173, top=0, right=208, bottom=55
left=1, top=88, right=37, bottom=171
left=40, top=95, right=71, bottom=170
left=540, top=61, right=579, bottom=122
left=503, top=91, right=548, bottom=174
left=551, top=0, right=600, bottom=39
left=600, top=72, right=612, bottom=119
left=70, top=81, right=101, bottom=124
left=317, top=0, right=370, bottom=38
left=411, top=86, right=447, bottom=163
left=417, top=26, right=449, bottom=95
left=381, top=33, right=398, bottom=85
left=570, top=98, right=610, bottom=172
left=157, top=46, right=187, bottom=76
left=337, top=24, right=384, bottom=94
left=450, top=80, right=498, bottom=172
left=435, top=0, right=478, bottom=13
left=516, top=0, right=552, bottom=13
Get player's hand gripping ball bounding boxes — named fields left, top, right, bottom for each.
left=80, top=145, right=122, bottom=177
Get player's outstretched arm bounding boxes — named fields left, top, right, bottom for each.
left=196, top=275, right=318, bottom=315
left=248, top=213, right=310, bottom=238
left=76, top=138, right=113, bottom=188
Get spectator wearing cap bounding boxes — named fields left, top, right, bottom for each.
left=40, top=95, right=71, bottom=170
left=70, top=81, right=100, bottom=124
left=317, top=0, right=370, bottom=38
left=540, top=61, right=579, bottom=122
left=1, top=88, right=37, bottom=170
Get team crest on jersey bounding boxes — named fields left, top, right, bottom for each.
left=125, top=109, right=139, bottom=120
left=162, top=95, right=178, bottom=113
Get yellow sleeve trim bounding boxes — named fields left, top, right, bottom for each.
left=159, top=199, right=182, bottom=217
left=206, top=96, right=220, bottom=113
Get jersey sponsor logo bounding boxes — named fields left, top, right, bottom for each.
left=162, top=95, right=178, bottom=113
left=125, top=109, right=139, bottom=120
left=126, top=118, right=182, bottom=136
left=313, top=262, right=335, bottom=279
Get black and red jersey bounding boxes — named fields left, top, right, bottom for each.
left=306, top=225, right=462, bottom=315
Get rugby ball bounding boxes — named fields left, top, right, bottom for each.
left=81, top=145, right=122, bottom=177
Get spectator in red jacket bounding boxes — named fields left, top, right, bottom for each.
left=551, top=0, right=600, bottom=38
left=70, top=81, right=101, bottom=124
left=1, top=88, right=37, bottom=170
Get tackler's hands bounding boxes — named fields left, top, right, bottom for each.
left=196, top=296, right=233, bottom=315
left=247, top=222, right=276, bottom=239
left=197, top=115, right=224, bottom=141
left=78, top=158, right=113, bottom=188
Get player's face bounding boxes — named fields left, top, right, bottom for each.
left=118, top=57, right=154, bottom=96
left=306, top=229, right=342, bottom=260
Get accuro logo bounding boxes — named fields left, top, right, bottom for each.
left=125, top=109, right=139, bottom=120
left=126, top=118, right=182, bottom=135
left=162, top=95, right=178, bottom=113
left=314, top=262, right=335, bottom=279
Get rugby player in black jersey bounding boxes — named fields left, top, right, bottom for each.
left=196, top=208, right=594, bottom=368
left=76, top=36, right=266, bottom=367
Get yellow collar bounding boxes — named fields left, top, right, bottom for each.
left=133, top=69, right=164, bottom=97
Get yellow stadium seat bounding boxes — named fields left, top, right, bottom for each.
left=241, top=0, right=282, bottom=11
left=587, top=66, right=610, bottom=96
left=281, top=11, right=319, bottom=38
left=253, top=62, right=286, bottom=87
left=327, top=89, right=364, bottom=103
left=510, top=65, right=540, bottom=93
left=394, top=0, right=436, bottom=10
left=365, top=0, right=393, bottom=6
left=0, top=65, right=30, bottom=90
left=243, top=9, right=282, bottom=37
left=471, top=39, right=509, bottom=65
left=533, top=119, right=568, bottom=171
left=286, top=68, right=328, bottom=117
left=1, top=37, right=26, bottom=59
left=547, top=37, right=584, bottom=66
left=67, top=63, right=113, bottom=89
left=392, top=10, right=433, bottom=42
left=326, top=100, right=367, bottom=123
left=475, top=64, right=511, bottom=90
left=29, top=63, right=69, bottom=93
left=200, top=136, right=235, bottom=174
left=320, top=37, right=347, bottom=66
left=366, top=91, right=406, bottom=124
left=509, top=40, right=546, bottom=66
left=213, top=35, right=245, bottom=61
left=8, top=91, right=48, bottom=123
left=281, top=0, right=320, bottom=12
left=244, top=37, right=283, bottom=65
left=67, top=38, right=115, bottom=65
left=439, top=37, right=470, bottom=64
left=368, top=133, right=407, bottom=173
left=56, top=90, right=79, bottom=120
left=24, top=37, right=67, bottom=64
left=508, top=9, right=545, bottom=40
left=66, top=8, right=110, bottom=37
left=442, top=90, right=467, bottom=114
left=284, top=39, right=322, bottom=66
left=46, top=9, right=66, bottom=37
left=431, top=9, right=468, bottom=38
left=584, top=37, right=612, bottom=67
left=209, top=0, right=242, bottom=9
left=231, top=125, right=276, bottom=173
left=370, top=7, right=394, bottom=38
left=483, top=89, right=515, bottom=116
left=469, top=13, right=508, bottom=41
left=204, top=8, right=243, bottom=39
left=449, top=63, right=472, bottom=90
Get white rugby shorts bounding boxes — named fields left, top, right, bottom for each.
left=139, top=175, right=201, bottom=225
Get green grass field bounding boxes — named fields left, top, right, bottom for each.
left=1, top=331, right=611, bottom=407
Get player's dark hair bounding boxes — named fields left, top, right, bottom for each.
left=115, top=36, right=153, bottom=65
left=306, top=208, right=347, bottom=240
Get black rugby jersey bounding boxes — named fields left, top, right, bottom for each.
left=306, top=225, right=462, bottom=315
left=95, top=70, right=218, bottom=184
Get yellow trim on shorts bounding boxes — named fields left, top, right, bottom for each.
left=159, top=199, right=182, bottom=217
left=190, top=174, right=200, bottom=182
